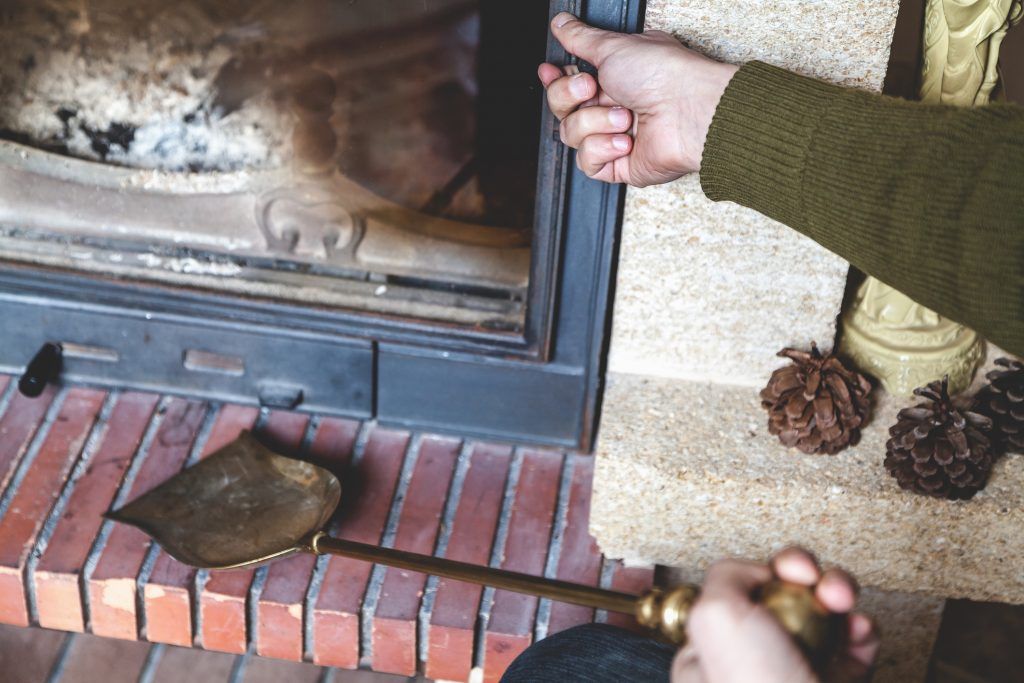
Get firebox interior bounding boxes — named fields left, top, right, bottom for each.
left=0, top=0, right=548, bottom=330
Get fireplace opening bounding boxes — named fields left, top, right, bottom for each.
left=0, top=0, right=547, bottom=330
left=0, top=1, right=641, bottom=449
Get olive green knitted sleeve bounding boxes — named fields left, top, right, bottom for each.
left=699, top=61, right=1024, bottom=357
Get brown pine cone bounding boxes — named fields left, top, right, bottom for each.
left=760, top=343, right=873, bottom=455
left=973, top=357, right=1024, bottom=456
left=884, top=378, right=994, bottom=500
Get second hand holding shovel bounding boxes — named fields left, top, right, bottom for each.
left=107, top=431, right=841, bottom=667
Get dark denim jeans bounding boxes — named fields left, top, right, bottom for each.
left=501, top=623, right=675, bottom=682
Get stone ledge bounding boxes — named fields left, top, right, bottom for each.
left=591, top=372, right=1024, bottom=603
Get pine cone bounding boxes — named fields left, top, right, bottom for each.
left=760, top=343, right=872, bottom=455
left=973, top=357, right=1024, bottom=456
left=884, top=378, right=994, bottom=500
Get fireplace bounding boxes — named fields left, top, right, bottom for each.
left=0, top=0, right=644, bottom=449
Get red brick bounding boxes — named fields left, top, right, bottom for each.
left=144, top=405, right=259, bottom=648
left=483, top=450, right=563, bottom=683
left=0, top=387, right=106, bottom=626
left=425, top=444, right=511, bottom=683
left=372, top=436, right=460, bottom=676
left=89, top=399, right=207, bottom=640
left=198, top=567, right=251, bottom=655
left=200, top=405, right=262, bottom=456
left=546, top=456, right=603, bottom=635
left=257, top=417, right=359, bottom=661
left=35, top=392, right=159, bottom=632
left=59, top=632, right=152, bottom=683
left=0, top=623, right=69, bottom=683
left=311, top=428, right=409, bottom=669
left=605, top=561, right=655, bottom=632
left=0, top=384, right=58, bottom=494
left=200, top=410, right=307, bottom=654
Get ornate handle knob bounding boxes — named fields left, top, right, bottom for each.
left=636, top=580, right=842, bottom=669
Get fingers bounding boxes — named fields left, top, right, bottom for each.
left=816, top=568, right=858, bottom=613
left=576, top=133, right=632, bottom=178
left=771, top=547, right=820, bottom=585
left=560, top=106, right=632, bottom=147
left=846, top=613, right=881, bottom=668
left=772, top=547, right=858, bottom=614
left=826, top=613, right=880, bottom=682
left=551, top=12, right=619, bottom=67
left=542, top=68, right=598, bottom=120
left=536, top=62, right=563, bottom=88
left=699, top=559, right=772, bottom=604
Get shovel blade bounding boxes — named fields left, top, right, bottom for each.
left=107, top=430, right=340, bottom=569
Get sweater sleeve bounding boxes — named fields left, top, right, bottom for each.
left=699, top=61, right=1024, bottom=357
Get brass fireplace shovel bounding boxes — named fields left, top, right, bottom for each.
left=107, top=432, right=840, bottom=664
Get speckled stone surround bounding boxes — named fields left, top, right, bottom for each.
left=594, top=3, right=942, bottom=679
left=594, top=368, right=1024, bottom=602
left=596, top=2, right=1024, bottom=597
left=608, top=0, right=900, bottom=384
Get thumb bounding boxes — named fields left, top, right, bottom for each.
left=550, top=12, right=618, bottom=67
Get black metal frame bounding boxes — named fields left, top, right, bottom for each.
left=0, top=0, right=645, bottom=450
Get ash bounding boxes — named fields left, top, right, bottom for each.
left=0, top=1, right=292, bottom=172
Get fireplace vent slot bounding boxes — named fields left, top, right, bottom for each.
left=62, top=342, right=119, bottom=363
left=182, top=349, right=245, bottom=377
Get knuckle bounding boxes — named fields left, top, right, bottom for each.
left=576, top=137, right=595, bottom=158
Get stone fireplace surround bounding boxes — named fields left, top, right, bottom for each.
left=591, top=2, right=1023, bottom=681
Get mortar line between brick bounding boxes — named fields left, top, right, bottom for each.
left=179, top=403, right=220, bottom=647
left=26, top=390, right=119, bottom=625
left=193, top=569, right=210, bottom=648
left=245, top=566, right=269, bottom=654
left=472, top=447, right=523, bottom=671
left=0, top=387, right=68, bottom=519
left=82, top=396, right=169, bottom=632
left=135, top=537, right=161, bottom=640
left=0, top=375, right=18, bottom=422
left=358, top=431, right=422, bottom=670
left=227, top=652, right=250, bottom=683
left=417, top=438, right=471, bottom=667
left=300, top=415, right=321, bottom=454
left=303, top=419, right=373, bottom=662
left=136, top=402, right=215, bottom=642
left=317, top=665, right=336, bottom=683
left=535, top=451, right=573, bottom=643
left=136, top=643, right=165, bottom=683
left=43, top=631, right=75, bottom=683
left=595, top=558, right=618, bottom=624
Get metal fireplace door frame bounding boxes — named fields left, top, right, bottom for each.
left=0, top=0, right=645, bottom=451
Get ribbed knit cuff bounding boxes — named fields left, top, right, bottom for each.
left=699, top=61, right=841, bottom=228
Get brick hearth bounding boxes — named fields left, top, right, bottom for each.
left=0, top=376, right=651, bottom=681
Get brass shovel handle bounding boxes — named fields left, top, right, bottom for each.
left=636, top=581, right=841, bottom=668
left=310, top=534, right=840, bottom=665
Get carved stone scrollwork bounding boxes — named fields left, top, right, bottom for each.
left=256, top=185, right=366, bottom=260
left=840, top=0, right=1022, bottom=396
